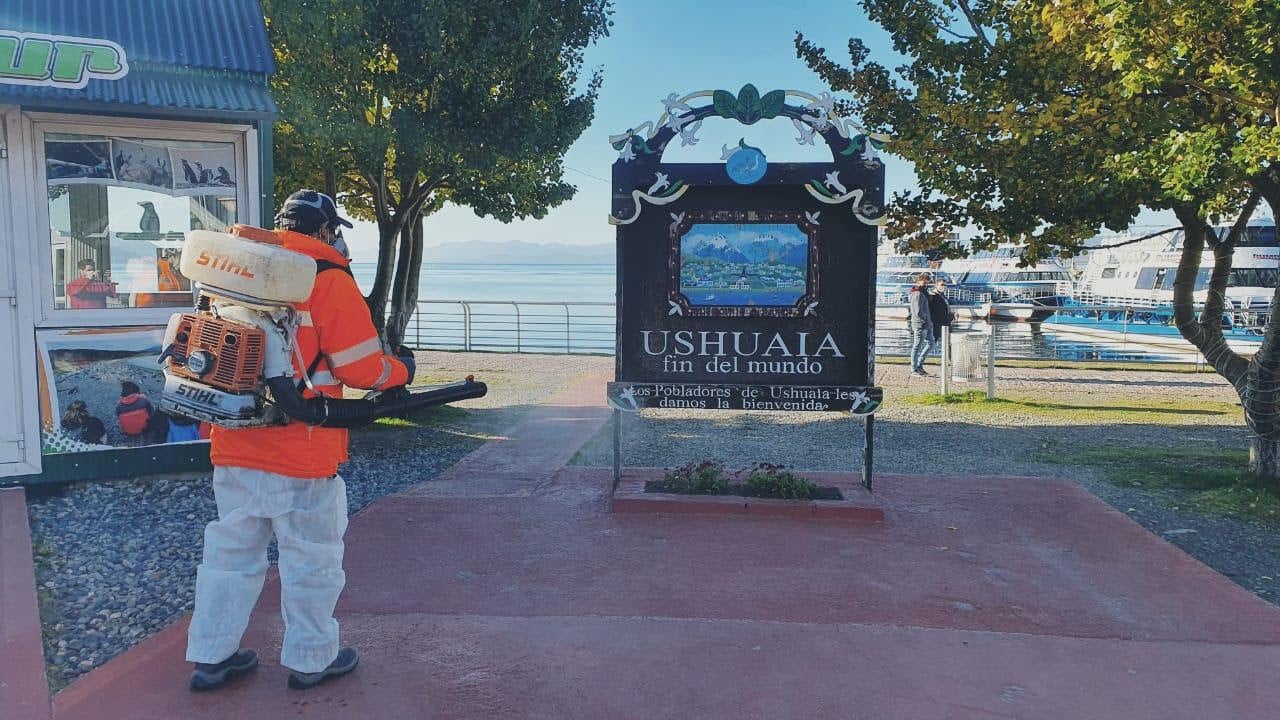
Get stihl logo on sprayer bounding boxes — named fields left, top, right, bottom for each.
left=195, top=251, right=256, bottom=278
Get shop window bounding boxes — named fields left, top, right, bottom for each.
left=45, top=133, right=238, bottom=310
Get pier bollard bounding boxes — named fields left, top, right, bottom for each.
left=940, top=326, right=951, bottom=396
left=986, top=327, right=996, bottom=400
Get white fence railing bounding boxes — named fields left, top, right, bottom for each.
left=406, top=300, right=615, bottom=354
left=404, top=299, right=1257, bottom=363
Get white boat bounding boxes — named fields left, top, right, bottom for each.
left=874, top=242, right=990, bottom=320
left=1041, top=309, right=1263, bottom=354
left=939, top=246, right=1073, bottom=320
left=1040, top=219, right=1276, bottom=355
left=1072, top=220, right=1276, bottom=327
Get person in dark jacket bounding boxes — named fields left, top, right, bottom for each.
left=61, top=401, right=107, bottom=445
left=908, top=273, right=933, bottom=376
left=927, top=278, right=954, bottom=358
left=115, top=380, right=154, bottom=442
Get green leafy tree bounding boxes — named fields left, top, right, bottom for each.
left=263, top=0, right=612, bottom=346
left=797, top=0, right=1280, bottom=481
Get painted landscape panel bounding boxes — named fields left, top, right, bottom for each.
left=679, top=223, right=809, bottom=307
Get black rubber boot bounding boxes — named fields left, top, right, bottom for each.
left=288, top=647, right=359, bottom=690
left=190, top=649, right=258, bottom=691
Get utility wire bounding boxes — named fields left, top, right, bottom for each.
left=565, top=166, right=611, bottom=184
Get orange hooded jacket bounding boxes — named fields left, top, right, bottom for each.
left=210, top=229, right=410, bottom=478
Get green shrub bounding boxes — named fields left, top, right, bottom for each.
left=744, top=463, right=817, bottom=500
left=654, top=460, right=730, bottom=495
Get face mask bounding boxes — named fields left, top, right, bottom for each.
left=331, top=229, right=351, bottom=259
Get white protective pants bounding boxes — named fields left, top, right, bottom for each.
left=186, top=466, right=348, bottom=673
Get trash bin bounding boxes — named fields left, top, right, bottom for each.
left=949, top=329, right=987, bottom=382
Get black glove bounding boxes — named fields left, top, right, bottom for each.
left=395, top=346, right=416, bottom=384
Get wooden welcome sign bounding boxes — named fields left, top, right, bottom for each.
left=606, top=85, right=887, bottom=488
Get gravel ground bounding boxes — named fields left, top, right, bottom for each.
left=26, top=351, right=603, bottom=691
left=25, top=353, right=1279, bottom=691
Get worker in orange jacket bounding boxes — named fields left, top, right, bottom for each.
left=186, top=190, right=413, bottom=692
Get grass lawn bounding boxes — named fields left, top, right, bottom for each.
left=880, top=354, right=1218, bottom=374
left=1041, top=445, right=1280, bottom=525
left=895, top=390, right=1242, bottom=425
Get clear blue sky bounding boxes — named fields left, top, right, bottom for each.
left=342, top=0, right=908, bottom=262
left=340, top=0, right=1187, bottom=264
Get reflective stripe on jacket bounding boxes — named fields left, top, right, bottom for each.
left=210, top=229, right=410, bottom=478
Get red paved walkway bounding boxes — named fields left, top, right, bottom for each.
left=51, top=373, right=1280, bottom=719
left=2, top=488, right=50, bottom=720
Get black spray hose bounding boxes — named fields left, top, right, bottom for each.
left=265, top=376, right=488, bottom=430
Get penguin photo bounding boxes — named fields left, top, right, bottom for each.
left=138, top=202, right=161, bottom=234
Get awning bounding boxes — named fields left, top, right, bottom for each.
left=0, top=0, right=276, bottom=120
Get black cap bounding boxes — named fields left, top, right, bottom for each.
left=276, top=189, right=353, bottom=234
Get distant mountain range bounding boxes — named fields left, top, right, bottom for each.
left=689, top=233, right=749, bottom=263
left=421, top=240, right=614, bottom=264
left=685, top=231, right=807, bottom=266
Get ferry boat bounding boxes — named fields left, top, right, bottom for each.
left=1043, top=220, right=1276, bottom=353
left=939, top=246, right=1074, bottom=320
left=1041, top=307, right=1264, bottom=354
left=873, top=249, right=989, bottom=320
left=1071, top=221, right=1275, bottom=321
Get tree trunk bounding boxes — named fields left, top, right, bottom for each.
left=385, top=216, right=421, bottom=349
left=1169, top=200, right=1280, bottom=486
left=399, top=218, right=426, bottom=348
left=323, top=169, right=337, bottom=202
left=1170, top=205, right=1247, bottom=383
left=1241, top=176, right=1280, bottom=485
left=1250, top=436, right=1280, bottom=484
left=365, top=216, right=400, bottom=335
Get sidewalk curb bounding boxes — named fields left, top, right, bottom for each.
left=0, top=487, right=51, bottom=720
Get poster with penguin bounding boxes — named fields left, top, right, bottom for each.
left=46, top=137, right=236, bottom=198
left=170, top=145, right=237, bottom=196
left=109, top=138, right=175, bottom=192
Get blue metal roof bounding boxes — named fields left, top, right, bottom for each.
left=0, top=0, right=275, bottom=119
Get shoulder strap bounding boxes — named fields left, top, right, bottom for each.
left=298, top=262, right=356, bottom=392
left=314, top=259, right=354, bottom=278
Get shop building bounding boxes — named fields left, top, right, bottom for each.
left=0, top=0, right=276, bottom=482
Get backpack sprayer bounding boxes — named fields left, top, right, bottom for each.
left=158, top=226, right=486, bottom=428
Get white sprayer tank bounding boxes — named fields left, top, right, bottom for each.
left=181, top=230, right=317, bottom=305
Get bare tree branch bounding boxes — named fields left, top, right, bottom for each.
left=932, top=19, right=976, bottom=43
left=1092, top=226, right=1179, bottom=250
left=1183, top=79, right=1274, bottom=115
left=956, top=0, right=994, bottom=51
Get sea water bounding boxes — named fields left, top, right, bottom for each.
left=349, top=262, right=616, bottom=303
left=348, top=262, right=1206, bottom=362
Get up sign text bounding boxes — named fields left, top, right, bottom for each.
left=0, top=31, right=128, bottom=90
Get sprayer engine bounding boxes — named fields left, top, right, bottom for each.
left=160, top=311, right=275, bottom=425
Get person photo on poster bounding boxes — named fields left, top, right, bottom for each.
left=111, top=138, right=174, bottom=192
left=36, top=328, right=192, bottom=453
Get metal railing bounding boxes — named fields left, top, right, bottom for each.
left=403, top=299, right=1260, bottom=363
left=406, top=300, right=616, bottom=354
